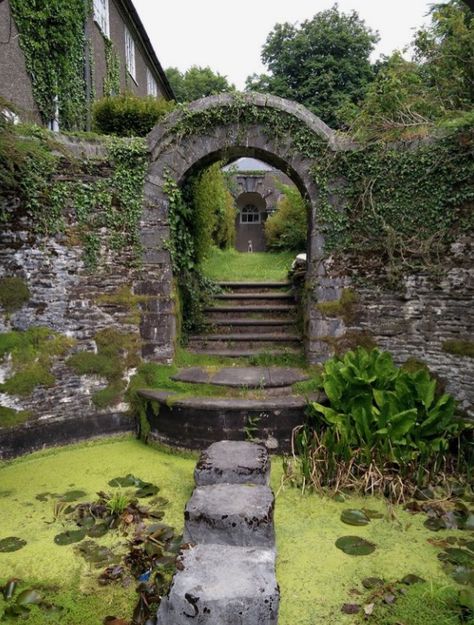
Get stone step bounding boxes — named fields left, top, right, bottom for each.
left=212, top=318, right=294, bottom=326
left=214, top=292, right=294, bottom=300
left=204, top=304, right=297, bottom=313
left=172, top=366, right=309, bottom=389
left=218, top=281, right=291, bottom=290
left=212, top=295, right=295, bottom=307
left=188, top=339, right=302, bottom=353
left=191, top=333, right=301, bottom=342
left=195, top=441, right=270, bottom=486
left=210, top=321, right=296, bottom=335
left=156, top=544, right=279, bottom=625
left=206, top=309, right=295, bottom=321
left=186, top=347, right=302, bottom=358
left=183, top=484, right=275, bottom=547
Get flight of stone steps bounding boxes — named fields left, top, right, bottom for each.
left=157, top=440, right=279, bottom=625
left=188, top=281, right=302, bottom=358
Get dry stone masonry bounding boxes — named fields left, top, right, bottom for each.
left=157, top=441, right=279, bottom=625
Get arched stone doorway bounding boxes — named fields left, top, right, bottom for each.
left=235, top=191, right=267, bottom=252
left=139, top=92, right=339, bottom=361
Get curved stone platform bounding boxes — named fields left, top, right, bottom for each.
left=171, top=366, right=309, bottom=388
left=138, top=390, right=312, bottom=452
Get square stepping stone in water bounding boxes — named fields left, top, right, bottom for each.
left=184, top=483, right=275, bottom=547
left=157, top=544, right=279, bottom=625
left=194, top=441, right=270, bottom=486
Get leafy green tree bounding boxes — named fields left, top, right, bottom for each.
left=414, top=0, right=473, bottom=112
left=265, top=183, right=307, bottom=251
left=190, top=163, right=236, bottom=262
left=165, top=66, right=235, bottom=103
left=245, top=5, right=379, bottom=128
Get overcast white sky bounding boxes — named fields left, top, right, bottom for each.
left=133, top=0, right=442, bottom=90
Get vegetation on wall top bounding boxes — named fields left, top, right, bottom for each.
left=93, top=94, right=175, bottom=137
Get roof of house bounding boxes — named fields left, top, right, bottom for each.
left=118, top=0, right=175, bottom=100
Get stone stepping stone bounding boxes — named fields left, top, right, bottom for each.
left=156, top=544, right=279, bottom=625
left=184, top=484, right=275, bottom=548
left=171, top=366, right=309, bottom=388
left=194, top=441, right=270, bottom=486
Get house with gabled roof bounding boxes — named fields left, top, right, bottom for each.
left=0, top=0, right=174, bottom=129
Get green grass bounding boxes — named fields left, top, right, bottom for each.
left=175, top=347, right=307, bottom=370
left=201, top=246, right=295, bottom=282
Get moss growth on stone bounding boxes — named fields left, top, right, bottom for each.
left=96, top=286, right=150, bottom=325
left=442, top=339, right=474, bottom=358
left=0, top=276, right=30, bottom=313
left=67, top=329, right=141, bottom=408
left=0, top=406, right=31, bottom=428
left=0, top=327, right=74, bottom=397
left=319, top=330, right=377, bottom=356
left=316, top=288, right=359, bottom=324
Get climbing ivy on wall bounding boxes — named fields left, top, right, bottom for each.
left=103, top=37, right=121, bottom=97
left=0, top=125, right=148, bottom=270
left=10, top=0, right=91, bottom=129
left=313, top=130, right=474, bottom=276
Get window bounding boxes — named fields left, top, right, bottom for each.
left=147, top=69, right=158, bottom=97
left=125, top=26, right=136, bottom=81
left=240, top=205, right=261, bottom=224
left=93, top=0, right=109, bottom=37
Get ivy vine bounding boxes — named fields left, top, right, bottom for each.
left=10, top=0, right=91, bottom=130
left=103, top=37, right=121, bottom=97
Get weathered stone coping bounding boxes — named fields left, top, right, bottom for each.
left=171, top=366, right=309, bottom=388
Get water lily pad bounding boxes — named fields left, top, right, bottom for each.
left=59, top=489, right=87, bottom=502
left=76, top=540, right=118, bottom=567
left=0, top=536, right=27, bottom=552
left=441, top=548, right=474, bottom=567
left=335, top=536, right=376, bottom=556
left=77, top=516, right=95, bottom=529
left=108, top=474, right=145, bottom=488
left=341, top=603, right=360, bottom=614
left=54, top=528, right=86, bottom=546
left=424, top=517, right=446, bottom=531
left=16, top=589, right=42, bottom=606
left=340, top=509, right=370, bottom=526
left=135, top=483, right=159, bottom=498
left=401, top=574, right=425, bottom=585
left=362, top=509, right=384, bottom=520
left=362, top=577, right=384, bottom=589
left=87, top=522, right=109, bottom=538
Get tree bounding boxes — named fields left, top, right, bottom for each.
left=413, top=0, right=473, bottom=112
left=265, top=183, right=307, bottom=252
left=165, top=66, right=235, bottom=103
left=245, top=5, right=379, bottom=128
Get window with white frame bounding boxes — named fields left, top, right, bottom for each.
left=125, top=26, right=136, bottom=81
left=240, top=205, right=261, bottom=224
left=147, top=69, right=158, bottom=97
left=93, top=0, right=109, bottom=37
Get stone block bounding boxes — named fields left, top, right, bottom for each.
left=156, top=544, right=279, bottom=625
left=183, top=484, right=274, bottom=547
left=194, top=441, right=270, bottom=486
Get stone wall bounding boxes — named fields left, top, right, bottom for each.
left=309, top=237, right=474, bottom=417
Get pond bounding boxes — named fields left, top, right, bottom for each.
left=0, top=437, right=471, bottom=624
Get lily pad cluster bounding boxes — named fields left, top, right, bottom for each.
left=0, top=537, right=26, bottom=553
left=0, top=579, right=62, bottom=619
left=47, top=476, right=180, bottom=625
left=341, top=573, right=425, bottom=617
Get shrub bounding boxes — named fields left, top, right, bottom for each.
left=288, top=348, right=466, bottom=498
left=93, top=94, right=174, bottom=137
left=265, top=183, right=307, bottom=251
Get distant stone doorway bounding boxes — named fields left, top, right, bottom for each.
left=235, top=192, right=267, bottom=252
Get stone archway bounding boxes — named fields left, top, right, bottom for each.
left=138, top=92, right=339, bottom=361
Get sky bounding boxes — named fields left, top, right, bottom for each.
left=133, top=0, right=442, bottom=90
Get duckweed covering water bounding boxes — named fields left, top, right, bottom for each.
left=0, top=438, right=470, bottom=624
left=0, top=437, right=195, bottom=623
left=271, top=463, right=468, bottom=625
